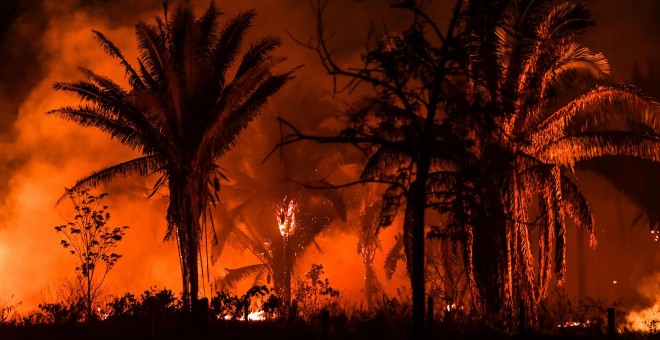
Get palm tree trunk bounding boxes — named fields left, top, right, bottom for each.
left=472, top=185, right=510, bottom=324
left=284, top=239, right=292, bottom=306
left=177, top=227, right=191, bottom=310
left=188, top=221, right=200, bottom=306
left=365, top=261, right=374, bottom=312
left=273, top=239, right=292, bottom=307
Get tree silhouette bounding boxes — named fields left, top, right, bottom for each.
left=273, top=1, right=469, bottom=337
left=443, top=0, right=660, bottom=326
left=48, top=1, right=292, bottom=310
left=55, top=189, right=128, bottom=320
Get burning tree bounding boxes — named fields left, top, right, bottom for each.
left=55, top=189, right=128, bottom=320
left=217, top=194, right=337, bottom=308
left=47, top=1, right=293, bottom=311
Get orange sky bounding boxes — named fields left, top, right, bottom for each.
left=0, top=0, right=660, bottom=316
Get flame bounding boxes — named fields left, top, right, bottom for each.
left=276, top=197, right=297, bottom=238
left=222, top=310, right=266, bottom=321
left=626, top=273, right=660, bottom=332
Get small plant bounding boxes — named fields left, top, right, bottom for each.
left=54, top=188, right=128, bottom=320
left=293, top=264, right=340, bottom=319
left=0, top=296, right=22, bottom=325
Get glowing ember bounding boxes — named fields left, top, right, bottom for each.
left=276, top=197, right=297, bottom=238
left=557, top=320, right=592, bottom=328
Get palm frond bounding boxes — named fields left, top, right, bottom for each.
left=539, top=132, right=660, bottom=166
left=219, top=263, right=268, bottom=289
left=135, top=21, right=167, bottom=86
left=536, top=2, right=592, bottom=41
left=198, top=70, right=293, bottom=163
left=529, top=84, right=659, bottom=147
left=92, top=30, right=144, bottom=89
left=537, top=44, right=609, bottom=106
left=59, top=155, right=161, bottom=204
left=561, top=175, right=596, bottom=246
left=211, top=10, right=256, bottom=93
left=46, top=106, right=145, bottom=150
left=235, top=36, right=282, bottom=79
left=360, top=144, right=412, bottom=181
left=384, top=233, right=405, bottom=280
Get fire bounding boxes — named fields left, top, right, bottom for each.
left=222, top=310, right=266, bottom=321
left=276, top=197, right=297, bottom=238
left=626, top=273, right=660, bottom=332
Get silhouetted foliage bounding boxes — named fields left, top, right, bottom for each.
left=55, top=189, right=127, bottom=320
left=210, top=285, right=269, bottom=321
left=293, top=264, right=339, bottom=320
left=37, top=301, right=85, bottom=324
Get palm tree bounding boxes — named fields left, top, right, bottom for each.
left=48, top=1, right=292, bottom=310
left=444, top=0, right=660, bottom=325
left=216, top=193, right=337, bottom=307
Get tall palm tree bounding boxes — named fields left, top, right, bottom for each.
left=444, top=0, right=660, bottom=326
left=48, top=1, right=293, bottom=309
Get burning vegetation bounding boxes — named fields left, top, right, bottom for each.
left=0, top=0, right=660, bottom=338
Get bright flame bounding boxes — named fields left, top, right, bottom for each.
left=626, top=273, right=660, bottom=332
left=222, top=310, right=266, bottom=321
left=276, top=197, right=297, bottom=238
left=96, top=307, right=109, bottom=321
